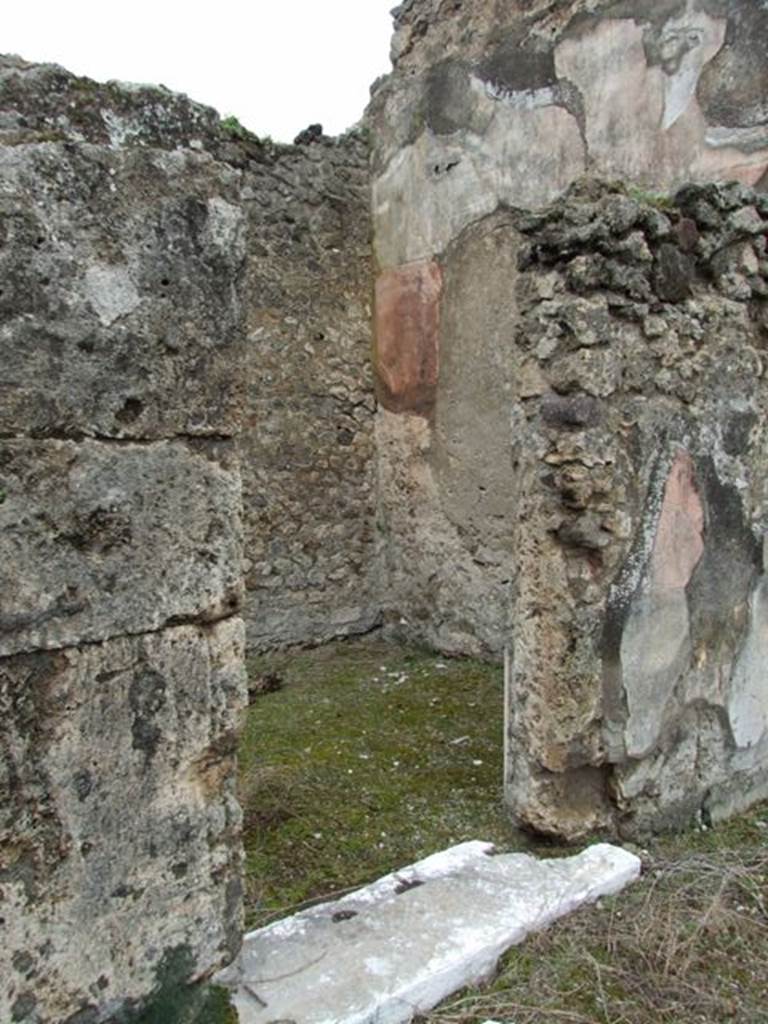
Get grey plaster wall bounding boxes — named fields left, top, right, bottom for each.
left=374, top=0, right=768, bottom=267
left=376, top=215, right=518, bottom=654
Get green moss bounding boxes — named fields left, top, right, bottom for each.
left=69, top=76, right=100, bottom=93
left=220, top=115, right=256, bottom=142
left=626, top=184, right=675, bottom=210
left=114, top=948, right=236, bottom=1024
left=192, top=987, right=238, bottom=1024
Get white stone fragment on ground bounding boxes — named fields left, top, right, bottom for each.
left=217, top=841, right=641, bottom=1024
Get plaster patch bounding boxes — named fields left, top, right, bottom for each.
left=651, top=452, right=705, bottom=591
left=621, top=453, right=704, bottom=758
left=555, top=17, right=768, bottom=190
left=657, top=7, right=727, bottom=130
left=204, top=196, right=245, bottom=258
left=621, top=589, right=692, bottom=758
left=374, top=261, right=442, bottom=414
left=83, top=263, right=140, bottom=326
left=101, top=109, right=140, bottom=148
left=728, top=578, right=768, bottom=749
left=373, top=102, right=585, bottom=267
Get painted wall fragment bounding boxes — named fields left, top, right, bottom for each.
left=374, top=261, right=442, bottom=414
left=371, top=0, right=768, bottom=268
left=372, top=0, right=768, bottom=837
left=620, top=453, right=705, bottom=759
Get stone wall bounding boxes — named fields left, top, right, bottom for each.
left=0, top=55, right=380, bottom=657
left=240, top=133, right=380, bottom=650
left=0, top=58, right=248, bottom=1023
left=5, top=8, right=768, bottom=1018
left=371, top=0, right=768, bottom=835
left=1, top=54, right=379, bottom=1019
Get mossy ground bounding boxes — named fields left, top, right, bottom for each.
left=237, top=636, right=768, bottom=1023
left=239, top=637, right=527, bottom=929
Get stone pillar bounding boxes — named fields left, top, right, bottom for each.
left=371, top=1, right=768, bottom=834
left=0, top=125, right=247, bottom=1020
left=505, top=181, right=768, bottom=838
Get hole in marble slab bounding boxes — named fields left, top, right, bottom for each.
left=332, top=909, right=358, bottom=922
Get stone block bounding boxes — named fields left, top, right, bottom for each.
left=219, top=841, right=640, bottom=1024
left=0, top=438, right=243, bottom=657
left=0, top=59, right=252, bottom=1024
left=0, top=617, right=247, bottom=1024
left=0, top=143, right=246, bottom=440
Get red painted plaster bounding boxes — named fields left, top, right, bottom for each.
left=374, top=261, right=442, bottom=415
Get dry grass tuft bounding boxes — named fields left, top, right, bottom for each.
left=423, top=846, right=768, bottom=1024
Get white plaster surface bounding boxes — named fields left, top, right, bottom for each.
left=218, top=842, right=641, bottom=1024
left=373, top=102, right=585, bottom=267
left=621, top=588, right=692, bottom=758
left=729, top=578, right=768, bottom=750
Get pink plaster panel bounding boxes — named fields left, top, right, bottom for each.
left=651, top=452, right=705, bottom=591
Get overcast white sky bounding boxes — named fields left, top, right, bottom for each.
left=5, top=1, right=396, bottom=142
